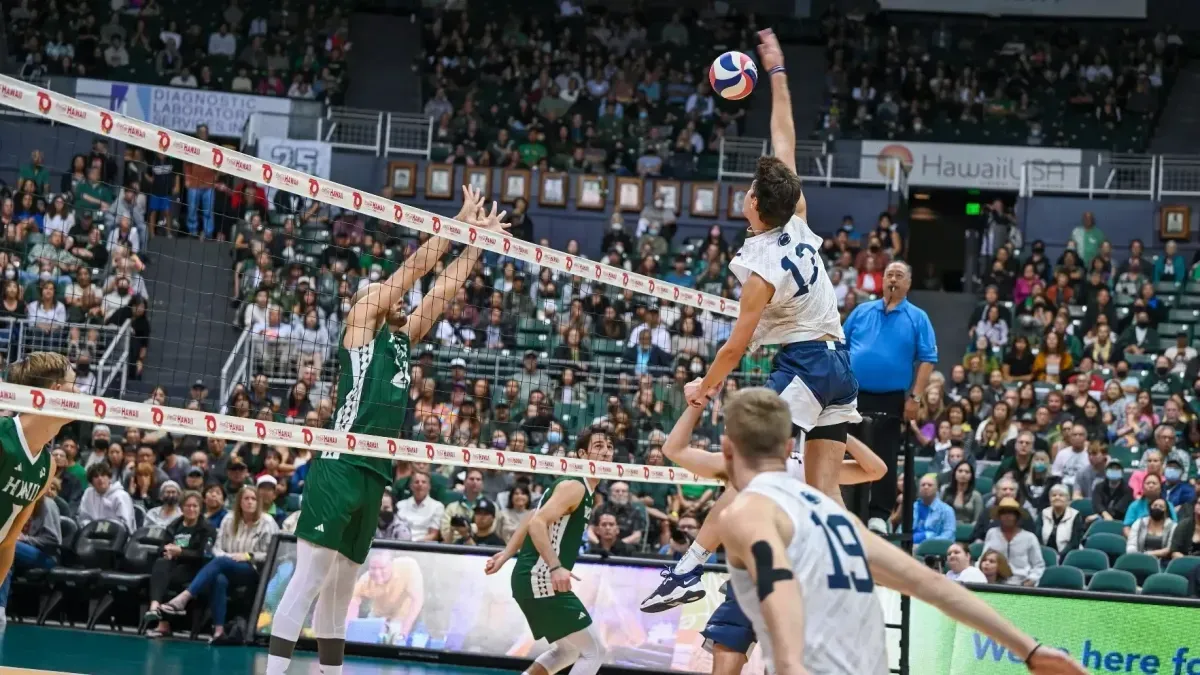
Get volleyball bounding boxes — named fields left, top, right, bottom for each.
left=709, top=51, right=758, bottom=100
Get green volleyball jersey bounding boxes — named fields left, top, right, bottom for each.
left=0, top=416, right=51, bottom=541
left=326, top=326, right=411, bottom=482
left=512, top=477, right=594, bottom=600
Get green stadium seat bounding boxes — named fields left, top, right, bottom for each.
left=592, top=339, right=624, bottom=357
left=1085, top=520, right=1126, bottom=539
left=955, top=524, right=975, bottom=543
left=1141, top=573, right=1190, bottom=598
left=1062, top=549, right=1109, bottom=578
left=1154, top=281, right=1183, bottom=296
left=1114, top=553, right=1161, bottom=586
left=516, top=333, right=549, bottom=349
left=1084, top=532, right=1127, bottom=564
left=969, top=542, right=985, bottom=561
left=1087, top=569, right=1138, bottom=594
left=915, top=538, right=952, bottom=560
left=975, top=476, right=993, bottom=495
left=1167, top=309, right=1200, bottom=324
left=1038, top=566, right=1084, bottom=590
left=978, top=464, right=999, bottom=480
left=1041, top=545, right=1059, bottom=569
left=1164, top=556, right=1200, bottom=578
left=1070, top=499, right=1095, bottom=518
left=518, top=318, right=552, bottom=334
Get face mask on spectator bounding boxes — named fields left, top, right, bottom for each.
left=492, top=438, right=507, bottom=450
left=369, top=270, right=382, bottom=282
left=1165, top=467, right=1182, bottom=482
left=3, top=268, right=13, bottom=280
left=93, top=437, right=108, bottom=450
left=547, top=431, right=563, bottom=445
left=39, top=271, right=51, bottom=283
left=341, top=301, right=352, bottom=314
left=1155, top=366, right=1169, bottom=376
left=379, top=509, right=395, bottom=525
left=1150, top=507, right=1166, bottom=521
left=117, top=285, right=130, bottom=297
left=611, top=221, right=623, bottom=231
left=76, top=362, right=90, bottom=376
left=1032, top=461, right=1047, bottom=472
left=162, top=494, right=179, bottom=506
left=690, top=362, right=703, bottom=374
left=654, top=199, right=663, bottom=208
left=1105, top=469, right=1123, bottom=481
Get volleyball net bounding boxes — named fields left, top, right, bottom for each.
left=0, top=73, right=762, bottom=485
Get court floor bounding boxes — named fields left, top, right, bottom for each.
left=0, top=624, right=513, bottom=675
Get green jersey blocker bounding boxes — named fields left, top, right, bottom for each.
left=0, top=416, right=52, bottom=542
left=297, top=326, right=411, bottom=564
left=511, top=476, right=595, bottom=642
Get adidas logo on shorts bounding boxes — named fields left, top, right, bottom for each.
left=578, top=612, right=585, bottom=620
left=314, top=524, right=325, bottom=533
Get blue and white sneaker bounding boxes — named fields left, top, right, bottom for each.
left=639, top=566, right=706, bottom=613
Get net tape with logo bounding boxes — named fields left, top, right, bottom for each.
left=0, top=75, right=740, bottom=318
left=0, top=382, right=721, bottom=485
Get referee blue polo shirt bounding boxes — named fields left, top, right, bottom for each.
left=842, top=298, right=938, bottom=394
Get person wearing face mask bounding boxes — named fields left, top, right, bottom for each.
left=1161, top=458, right=1196, bottom=509
left=1123, top=473, right=1178, bottom=536
left=72, top=352, right=98, bottom=395
left=1138, top=354, right=1184, bottom=397
left=374, top=491, right=411, bottom=541
left=101, top=275, right=135, bottom=322
left=1126, top=497, right=1177, bottom=561
left=601, top=212, right=634, bottom=256
left=1021, top=450, right=1060, bottom=511
left=84, top=424, right=113, bottom=469
left=144, top=480, right=184, bottom=528
left=1091, top=459, right=1134, bottom=523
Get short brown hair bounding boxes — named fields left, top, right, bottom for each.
left=7, top=352, right=72, bottom=388
left=723, top=388, right=792, bottom=462
left=751, top=157, right=803, bottom=229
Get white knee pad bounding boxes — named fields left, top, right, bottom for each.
left=533, top=638, right=582, bottom=675
left=311, top=553, right=360, bottom=640
left=273, top=539, right=340, bottom=643
left=563, top=625, right=607, bottom=675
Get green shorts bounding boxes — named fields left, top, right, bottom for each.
left=514, top=592, right=593, bottom=643
left=296, top=456, right=388, bottom=565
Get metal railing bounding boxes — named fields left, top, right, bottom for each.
left=1021, top=155, right=1156, bottom=199
left=385, top=113, right=436, bottom=158
left=718, top=138, right=906, bottom=193
left=3, top=318, right=131, bottom=398
left=219, top=328, right=252, bottom=410
left=1157, top=155, right=1200, bottom=198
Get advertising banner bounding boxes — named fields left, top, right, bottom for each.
left=256, top=137, right=332, bottom=180
left=860, top=140, right=1083, bottom=191
left=877, top=0, right=1146, bottom=19
left=909, top=591, right=1200, bottom=674
left=254, top=539, right=900, bottom=674
left=74, top=79, right=292, bottom=138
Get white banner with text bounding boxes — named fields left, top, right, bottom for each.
left=860, top=141, right=1083, bottom=191
left=75, top=79, right=293, bottom=139
left=877, top=0, right=1145, bottom=18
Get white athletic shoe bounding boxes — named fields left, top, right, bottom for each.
left=639, top=567, right=706, bottom=613
left=867, top=518, right=890, bottom=536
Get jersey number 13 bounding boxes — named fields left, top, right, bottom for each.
left=779, top=243, right=820, bottom=298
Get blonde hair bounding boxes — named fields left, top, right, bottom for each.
left=723, top=387, right=792, bottom=462
left=7, top=352, right=71, bottom=388
left=232, top=485, right=262, bottom=535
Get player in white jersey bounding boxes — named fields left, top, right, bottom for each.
left=645, top=399, right=884, bottom=675
left=684, top=30, right=858, bottom=509
left=716, top=388, right=1087, bottom=675
left=648, top=27, right=861, bottom=618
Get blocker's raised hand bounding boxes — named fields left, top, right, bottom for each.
left=469, top=200, right=509, bottom=232
left=757, top=28, right=784, bottom=72
left=453, top=184, right=487, bottom=222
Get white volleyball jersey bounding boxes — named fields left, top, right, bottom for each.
left=729, top=215, right=843, bottom=350
left=729, top=472, right=888, bottom=675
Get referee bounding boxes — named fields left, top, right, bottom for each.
left=842, top=261, right=938, bottom=535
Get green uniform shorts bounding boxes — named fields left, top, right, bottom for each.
left=295, top=457, right=388, bottom=565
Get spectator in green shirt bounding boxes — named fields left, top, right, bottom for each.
left=1071, top=211, right=1106, bottom=268
left=358, top=240, right=396, bottom=277
left=74, top=166, right=114, bottom=217
left=17, top=150, right=50, bottom=195
left=517, top=129, right=548, bottom=168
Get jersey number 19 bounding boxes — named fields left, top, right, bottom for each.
left=810, top=512, right=874, bottom=593
left=779, top=243, right=819, bottom=298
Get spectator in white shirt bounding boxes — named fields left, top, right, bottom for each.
left=43, top=196, right=74, bottom=237
left=170, top=67, right=198, bottom=88
left=27, top=282, right=67, bottom=334
left=106, top=215, right=141, bottom=256
left=250, top=305, right=295, bottom=371
left=944, top=542, right=987, bottom=583
left=101, top=275, right=136, bottom=321
left=1163, top=329, right=1197, bottom=374
left=78, top=463, right=137, bottom=534
left=433, top=303, right=476, bottom=348
left=287, top=75, right=314, bottom=99
left=103, top=36, right=130, bottom=68
left=207, top=23, right=237, bottom=58
left=627, top=306, right=672, bottom=352
left=396, top=472, right=444, bottom=542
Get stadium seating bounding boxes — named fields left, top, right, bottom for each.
left=1088, top=569, right=1138, bottom=594
left=1083, top=533, right=1128, bottom=566
left=41, top=520, right=130, bottom=626
left=1038, top=565, right=1085, bottom=590
left=1141, top=573, right=1190, bottom=598
left=1113, top=553, right=1161, bottom=587
left=1062, top=549, right=1108, bottom=580
left=91, top=526, right=171, bottom=631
